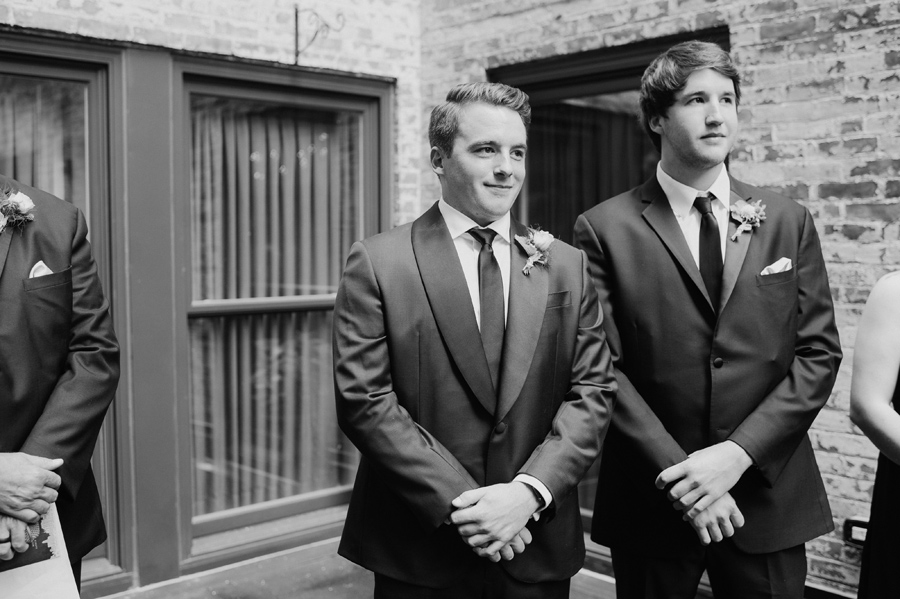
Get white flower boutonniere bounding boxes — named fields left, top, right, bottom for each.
left=514, top=227, right=554, bottom=275
left=729, top=198, right=766, bottom=241
left=0, top=191, right=35, bottom=234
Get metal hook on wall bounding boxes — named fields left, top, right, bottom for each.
left=294, top=3, right=346, bottom=64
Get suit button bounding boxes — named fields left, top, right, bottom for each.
left=713, top=357, right=724, bottom=368
left=495, top=422, right=507, bottom=435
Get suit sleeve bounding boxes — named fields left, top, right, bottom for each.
left=574, top=214, right=689, bottom=473
left=728, top=209, right=842, bottom=486
left=21, top=208, right=119, bottom=501
left=517, top=250, right=617, bottom=515
left=333, top=241, right=479, bottom=531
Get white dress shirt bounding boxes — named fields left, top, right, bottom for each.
left=656, top=163, right=732, bottom=268
left=437, top=199, right=552, bottom=513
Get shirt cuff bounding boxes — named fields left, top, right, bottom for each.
left=513, top=474, right=552, bottom=520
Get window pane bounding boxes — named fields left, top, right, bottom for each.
left=190, top=95, right=361, bottom=300
left=523, top=90, right=657, bottom=244
left=0, top=74, right=88, bottom=207
left=190, top=311, right=358, bottom=515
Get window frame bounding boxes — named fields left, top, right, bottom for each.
left=171, top=55, right=392, bottom=562
left=0, top=33, right=133, bottom=598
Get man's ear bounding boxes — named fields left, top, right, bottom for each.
left=648, top=115, right=664, bottom=136
left=430, top=146, right=445, bottom=175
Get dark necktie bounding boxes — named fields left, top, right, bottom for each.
left=469, top=228, right=505, bottom=393
left=694, top=192, right=723, bottom=311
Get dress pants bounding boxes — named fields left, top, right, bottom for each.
left=374, top=561, right=570, bottom=599
left=611, top=539, right=806, bottom=599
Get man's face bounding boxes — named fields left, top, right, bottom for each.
left=431, top=102, right=527, bottom=226
left=650, top=68, right=738, bottom=180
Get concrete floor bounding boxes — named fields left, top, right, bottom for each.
left=105, top=537, right=617, bottom=599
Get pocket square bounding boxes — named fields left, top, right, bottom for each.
left=761, top=257, right=792, bottom=275
left=29, top=260, right=54, bottom=278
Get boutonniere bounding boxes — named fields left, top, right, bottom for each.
left=0, top=190, right=35, bottom=234
left=514, top=227, right=554, bottom=275
left=729, top=198, right=766, bottom=241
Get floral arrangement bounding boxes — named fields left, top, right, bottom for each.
left=514, top=227, right=554, bottom=275
left=0, top=190, right=35, bottom=234
left=729, top=198, right=766, bottom=241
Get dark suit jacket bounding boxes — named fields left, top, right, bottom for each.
left=574, top=175, right=841, bottom=556
left=0, top=175, right=119, bottom=561
left=333, top=202, right=616, bottom=586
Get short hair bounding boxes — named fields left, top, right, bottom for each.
left=428, top=82, right=531, bottom=156
left=640, top=41, right=741, bottom=152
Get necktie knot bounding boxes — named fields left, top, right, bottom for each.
left=693, top=192, right=715, bottom=215
left=469, top=227, right=498, bottom=249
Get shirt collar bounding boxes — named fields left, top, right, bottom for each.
left=656, top=163, right=731, bottom=218
left=438, top=198, right=512, bottom=243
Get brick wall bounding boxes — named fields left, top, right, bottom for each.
left=0, top=0, right=424, bottom=226
left=5, top=0, right=898, bottom=594
left=420, top=0, right=900, bottom=595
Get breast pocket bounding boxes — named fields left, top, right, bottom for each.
left=756, top=269, right=796, bottom=287
left=22, top=266, right=72, bottom=292
left=22, top=266, right=73, bottom=351
left=546, top=290, right=571, bottom=309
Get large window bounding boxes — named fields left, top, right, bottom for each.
left=178, top=68, right=388, bottom=551
left=188, top=95, right=361, bottom=517
left=0, top=45, right=128, bottom=595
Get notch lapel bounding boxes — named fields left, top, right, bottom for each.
left=495, top=221, right=547, bottom=423
left=411, top=203, right=497, bottom=416
left=0, top=229, right=11, bottom=280
left=719, top=188, right=752, bottom=312
left=640, top=178, right=715, bottom=313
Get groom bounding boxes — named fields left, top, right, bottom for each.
left=575, top=41, right=842, bottom=598
left=334, top=82, right=616, bottom=597
left=0, top=175, right=119, bottom=586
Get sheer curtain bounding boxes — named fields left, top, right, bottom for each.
left=526, top=101, right=656, bottom=244
left=0, top=75, right=87, bottom=206
left=189, top=96, right=360, bottom=515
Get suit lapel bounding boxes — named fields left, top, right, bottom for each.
left=412, top=203, right=496, bottom=416
left=0, top=230, right=11, bottom=280
left=0, top=177, right=16, bottom=279
left=719, top=187, right=753, bottom=312
left=495, top=220, right=547, bottom=423
left=640, top=177, right=715, bottom=312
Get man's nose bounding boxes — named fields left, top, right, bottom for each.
left=706, top=102, right=724, bottom=125
left=494, top=153, right=513, bottom=176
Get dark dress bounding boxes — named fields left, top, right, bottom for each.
left=857, top=373, right=900, bottom=598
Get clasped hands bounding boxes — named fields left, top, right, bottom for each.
left=655, top=441, right=752, bottom=545
left=449, top=482, right=539, bottom=563
left=0, top=453, right=64, bottom=560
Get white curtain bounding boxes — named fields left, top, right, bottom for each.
left=0, top=76, right=86, bottom=206
left=189, top=97, right=360, bottom=515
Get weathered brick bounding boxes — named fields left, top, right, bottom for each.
left=845, top=202, right=900, bottom=222
left=833, top=5, right=882, bottom=31
left=819, top=182, right=879, bottom=200
left=761, top=15, right=816, bottom=41
left=887, top=180, right=900, bottom=198
left=850, top=158, right=900, bottom=177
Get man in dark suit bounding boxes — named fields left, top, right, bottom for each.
left=574, top=41, right=841, bottom=598
left=334, top=82, right=616, bottom=598
left=0, top=175, right=119, bottom=587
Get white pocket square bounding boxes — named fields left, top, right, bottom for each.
left=761, top=257, right=792, bottom=275
left=29, top=260, right=54, bottom=279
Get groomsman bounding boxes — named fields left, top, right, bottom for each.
left=334, top=82, right=616, bottom=597
left=0, top=175, right=119, bottom=588
left=575, top=41, right=841, bottom=598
